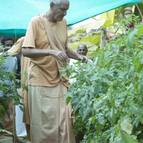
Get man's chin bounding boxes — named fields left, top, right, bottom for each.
left=56, top=17, right=63, bottom=22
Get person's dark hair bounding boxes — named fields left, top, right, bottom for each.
left=1, top=37, right=14, bottom=46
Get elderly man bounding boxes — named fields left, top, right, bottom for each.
left=22, top=0, right=86, bottom=143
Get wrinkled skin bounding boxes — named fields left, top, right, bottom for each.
left=49, top=0, right=69, bottom=22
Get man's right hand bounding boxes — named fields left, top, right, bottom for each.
left=51, top=50, right=69, bottom=63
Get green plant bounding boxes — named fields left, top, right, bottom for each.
left=0, top=55, right=21, bottom=129
left=64, top=21, right=143, bottom=143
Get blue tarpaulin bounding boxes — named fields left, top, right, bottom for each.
left=0, top=0, right=141, bottom=37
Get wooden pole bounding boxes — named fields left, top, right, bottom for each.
left=12, top=99, right=17, bottom=143
left=136, top=4, right=143, bottom=20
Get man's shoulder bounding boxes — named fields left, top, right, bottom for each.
left=30, top=15, right=44, bottom=25
left=30, top=15, right=42, bottom=25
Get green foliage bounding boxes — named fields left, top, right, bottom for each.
left=80, top=33, right=101, bottom=45
left=68, top=28, right=101, bottom=57
left=0, top=55, right=21, bottom=129
left=64, top=22, right=143, bottom=143
left=128, top=24, right=143, bottom=49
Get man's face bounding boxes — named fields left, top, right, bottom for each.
left=77, top=45, right=88, bottom=56
left=4, top=40, right=13, bottom=47
left=51, top=1, right=69, bottom=22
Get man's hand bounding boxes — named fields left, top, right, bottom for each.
left=78, top=54, right=88, bottom=63
left=51, top=50, right=69, bottom=63
left=66, top=48, right=88, bottom=62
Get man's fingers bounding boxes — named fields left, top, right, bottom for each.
left=59, top=52, right=68, bottom=59
left=53, top=51, right=68, bottom=63
left=81, top=56, right=88, bottom=63
left=58, top=52, right=68, bottom=62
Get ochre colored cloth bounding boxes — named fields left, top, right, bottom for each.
left=22, top=14, right=69, bottom=87
left=28, top=84, right=75, bottom=143
left=22, top=14, right=75, bottom=143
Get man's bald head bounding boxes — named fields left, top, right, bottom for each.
left=50, top=0, right=69, bottom=5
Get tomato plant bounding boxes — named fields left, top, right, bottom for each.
left=65, top=21, right=143, bottom=143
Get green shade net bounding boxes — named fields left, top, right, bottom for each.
left=0, top=0, right=141, bottom=37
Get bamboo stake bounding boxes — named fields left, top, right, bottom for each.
left=0, top=129, right=12, bottom=136
left=12, top=99, right=17, bottom=143
left=136, top=4, right=143, bottom=20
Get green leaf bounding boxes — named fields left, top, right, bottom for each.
left=66, top=95, right=72, bottom=104
left=121, top=132, right=138, bottom=143
left=120, top=117, right=133, bottom=135
left=127, top=28, right=138, bottom=48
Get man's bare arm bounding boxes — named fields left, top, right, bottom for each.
left=22, top=47, right=68, bottom=62
left=66, top=48, right=87, bottom=61
left=22, top=47, right=53, bottom=58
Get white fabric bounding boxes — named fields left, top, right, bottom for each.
left=15, top=105, right=27, bottom=137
